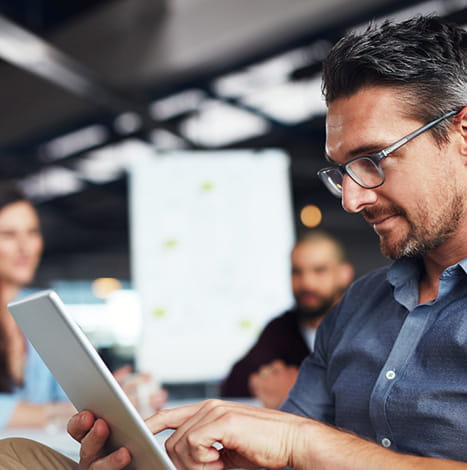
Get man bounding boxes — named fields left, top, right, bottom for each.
left=1, top=15, right=466, bottom=470
left=221, top=229, right=353, bottom=409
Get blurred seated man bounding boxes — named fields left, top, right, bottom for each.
left=220, top=229, right=353, bottom=408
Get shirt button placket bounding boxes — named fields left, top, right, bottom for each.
left=374, top=370, right=396, bottom=450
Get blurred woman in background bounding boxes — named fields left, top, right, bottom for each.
left=0, top=182, right=75, bottom=428
left=0, top=182, right=167, bottom=429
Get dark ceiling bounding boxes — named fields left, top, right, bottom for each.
left=0, top=0, right=466, bottom=284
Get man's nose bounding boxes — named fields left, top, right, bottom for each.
left=341, top=174, right=377, bottom=213
left=299, top=271, right=321, bottom=288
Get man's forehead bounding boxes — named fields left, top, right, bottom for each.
left=325, top=87, right=411, bottom=159
left=326, top=89, right=396, bottom=128
left=293, top=239, right=340, bottom=262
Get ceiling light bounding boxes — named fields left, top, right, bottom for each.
left=19, top=167, right=84, bottom=201
left=75, top=139, right=154, bottom=184
left=149, top=89, right=206, bottom=120
left=149, top=128, right=189, bottom=150
left=39, top=125, right=109, bottom=161
left=179, top=99, right=269, bottom=147
left=213, top=42, right=330, bottom=98
left=241, top=76, right=326, bottom=124
left=114, top=112, right=143, bottom=134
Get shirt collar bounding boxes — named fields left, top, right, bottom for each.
left=443, top=257, right=467, bottom=277
left=387, top=256, right=467, bottom=288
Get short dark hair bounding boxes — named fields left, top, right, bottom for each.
left=295, top=228, right=347, bottom=263
left=0, top=181, right=28, bottom=212
left=322, top=16, right=467, bottom=144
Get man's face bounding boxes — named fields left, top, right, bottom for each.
left=291, top=239, right=348, bottom=319
left=325, top=86, right=464, bottom=259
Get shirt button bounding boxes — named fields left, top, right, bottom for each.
left=381, top=438, right=392, bottom=448
left=385, top=370, right=396, bottom=380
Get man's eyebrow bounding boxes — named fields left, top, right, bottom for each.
left=324, top=142, right=389, bottom=164
left=349, top=144, right=386, bottom=157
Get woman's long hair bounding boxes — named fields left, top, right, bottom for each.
left=0, top=183, right=29, bottom=392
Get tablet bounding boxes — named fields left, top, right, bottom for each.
left=8, top=289, right=175, bottom=470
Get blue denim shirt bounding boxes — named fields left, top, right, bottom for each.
left=281, top=257, right=467, bottom=461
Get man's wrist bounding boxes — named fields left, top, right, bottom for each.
left=288, top=417, right=324, bottom=470
left=289, top=419, right=369, bottom=470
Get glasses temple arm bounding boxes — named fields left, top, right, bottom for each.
left=380, top=110, right=458, bottom=158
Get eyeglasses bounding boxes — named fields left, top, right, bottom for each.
left=317, top=109, right=458, bottom=198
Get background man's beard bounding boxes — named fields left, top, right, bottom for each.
left=295, top=295, right=336, bottom=321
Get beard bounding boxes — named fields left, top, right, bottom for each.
left=295, top=291, right=337, bottom=321
left=362, top=192, right=464, bottom=260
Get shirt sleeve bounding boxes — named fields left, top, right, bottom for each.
left=280, top=354, right=334, bottom=424
left=280, top=307, right=337, bottom=425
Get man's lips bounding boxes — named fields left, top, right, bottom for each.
left=365, top=214, right=393, bottom=225
left=365, top=214, right=399, bottom=232
left=297, top=292, right=320, bottom=304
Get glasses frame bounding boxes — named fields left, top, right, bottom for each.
left=317, top=109, right=459, bottom=197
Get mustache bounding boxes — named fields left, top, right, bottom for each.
left=361, top=204, right=406, bottom=223
left=295, top=289, right=320, bottom=298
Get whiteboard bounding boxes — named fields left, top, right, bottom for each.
left=129, top=149, right=295, bottom=382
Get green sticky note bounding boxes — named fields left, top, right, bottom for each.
left=200, top=181, right=215, bottom=192
left=164, top=238, right=178, bottom=249
left=239, top=318, right=253, bottom=330
left=152, top=307, right=167, bottom=319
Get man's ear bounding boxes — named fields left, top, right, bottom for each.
left=338, top=262, right=354, bottom=290
left=456, top=106, right=467, bottom=158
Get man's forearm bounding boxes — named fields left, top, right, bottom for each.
left=293, top=420, right=467, bottom=470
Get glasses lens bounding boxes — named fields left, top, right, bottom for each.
left=318, top=168, right=343, bottom=197
left=346, top=157, right=384, bottom=188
